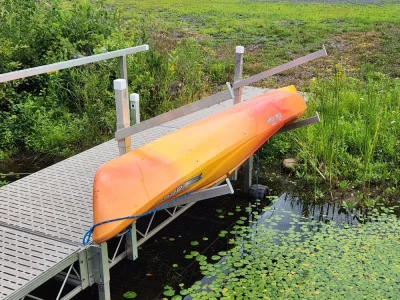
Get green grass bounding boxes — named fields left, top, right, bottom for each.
left=112, top=0, right=400, bottom=83
left=300, top=67, right=399, bottom=186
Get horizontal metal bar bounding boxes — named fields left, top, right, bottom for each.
left=164, top=179, right=234, bottom=209
left=0, top=45, right=149, bottom=83
left=276, top=113, right=320, bottom=134
left=0, top=221, right=81, bottom=247
left=233, top=47, right=327, bottom=89
left=115, top=89, right=231, bottom=140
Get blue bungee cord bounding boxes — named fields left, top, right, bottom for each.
left=82, top=192, right=192, bottom=245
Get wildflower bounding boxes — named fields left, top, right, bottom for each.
left=169, top=65, right=175, bottom=72
left=326, top=68, right=332, bottom=73
left=311, top=77, right=317, bottom=82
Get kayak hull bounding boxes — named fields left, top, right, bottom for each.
left=92, top=86, right=307, bottom=243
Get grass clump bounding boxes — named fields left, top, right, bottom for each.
left=262, top=66, right=399, bottom=191
left=167, top=204, right=400, bottom=299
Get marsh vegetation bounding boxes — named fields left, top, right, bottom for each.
left=1, top=1, right=399, bottom=298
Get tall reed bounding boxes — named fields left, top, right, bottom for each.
left=292, top=65, right=399, bottom=189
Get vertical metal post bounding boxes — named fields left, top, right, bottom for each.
left=79, top=250, right=89, bottom=289
left=130, top=93, right=141, bottom=124
left=126, top=222, right=139, bottom=261
left=233, top=46, right=244, bottom=104
left=114, top=79, right=131, bottom=155
left=119, top=55, right=129, bottom=101
left=243, top=155, right=253, bottom=193
left=119, top=55, right=128, bottom=81
left=94, top=243, right=111, bottom=300
left=230, top=46, right=245, bottom=181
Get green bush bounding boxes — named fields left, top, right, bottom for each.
left=0, top=0, right=121, bottom=157
left=0, top=1, right=214, bottom=161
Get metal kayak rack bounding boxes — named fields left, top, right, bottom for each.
left=0, top=43, right=326, bottom=299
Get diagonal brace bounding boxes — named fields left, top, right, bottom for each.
left=164, top=178, right=234, bottom=209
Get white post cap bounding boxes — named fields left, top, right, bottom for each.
left=236, top=46, right=245, bottom=54
left=114, top=79, right=127, bottom=90
left=130, top=93, right=140, bottom=102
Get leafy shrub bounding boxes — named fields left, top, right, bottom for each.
left=0, top=0, right=214, bottom=161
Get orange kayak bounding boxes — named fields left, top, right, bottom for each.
left=92, top=86, right=307, bottom=243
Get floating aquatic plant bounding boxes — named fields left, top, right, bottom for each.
left=169, top=205, right=400, bottom=299
left=123, top=291, right=137, bottom=299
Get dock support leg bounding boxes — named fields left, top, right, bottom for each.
left=94, top=243, right=111, bottom=300
left=114, top=79, right=131, bottom=155
left=233, top=46, right=244, bottom=105
left=126, top=223, right=138, bottom=261
left=230, top=45, right=245, bottom=181
left=243, top=155, right=253, bottom=193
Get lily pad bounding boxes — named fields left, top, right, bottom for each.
left=123, top=291, right=137, bottom=299
left=163, top=289, right=175, bottom=297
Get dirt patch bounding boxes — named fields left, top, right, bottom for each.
left=147, top=27, right=210, bottom=54
left=144, top=24, right=396, bottom=90
left=241, top=31, right=384, bottom=90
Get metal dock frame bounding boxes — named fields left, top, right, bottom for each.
left=0, top=44, right=326, bottom=299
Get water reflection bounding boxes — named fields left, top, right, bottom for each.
left=258, top=192, right=358, bottom=229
